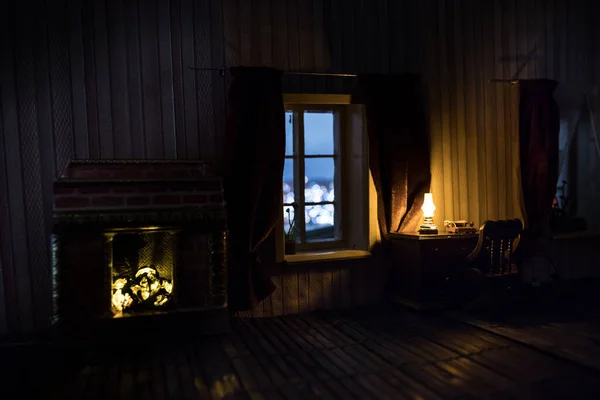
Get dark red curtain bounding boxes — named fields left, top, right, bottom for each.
left=357, top=74, right=431, bottom=237
left=518, top=79, right=560, bottom=234
left=223, top=67, right=284, bottom=312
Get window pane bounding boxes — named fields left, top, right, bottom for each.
left=285, top=111, right=294, bottom=156
left=304, top=111, right=334, bottom=155
left=304, top=158, right=335, bottom=203
left=283, top=205, right=299, bottom=243
left=305, top=204, right=336, bottom=242
left=283, top=159, right=295, bottom=204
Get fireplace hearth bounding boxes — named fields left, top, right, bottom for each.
left=51, top=160, right=228, bottom=338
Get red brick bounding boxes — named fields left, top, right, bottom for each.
left=55, top=196, right=90, bottom=209
left=153, top=195, right=181, bottom=205
left=209, top=193, right=223, bottom=204
left=127, top=196, right=151, bottom=206
left=91, top=196, right=124, bottom=207
left=54, top=187, right=75, bottom=195
left=183, top=194, right=207, bottom=204
left=138, top=185, right=168, bottom=193
left=69, top=169, right=96, bottom=179
left=168, top=182, right=198, bottom=192
left=79, top=186, right=111, bottom=194
left=144, top=170, right=172, bottom=179
left=84, top=170, right=114, bottom=179
left=169, top=180, right=222, bottom=192
left=112, top=186, right=138, bottom=193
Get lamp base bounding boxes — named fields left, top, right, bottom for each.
left=419, top=224, right=438, bottom=234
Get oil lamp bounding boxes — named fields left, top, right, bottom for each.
left=419, top=193, right=438, bottom=234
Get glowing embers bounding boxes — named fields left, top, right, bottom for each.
left=111, top=265, right=173, bottom=313
left=108, top=228, right=178, bottom=317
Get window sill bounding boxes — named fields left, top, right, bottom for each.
left=284, top=249, right=371, bottom=264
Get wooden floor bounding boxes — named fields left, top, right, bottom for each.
left=448, top=279, right=600, bottom=373
left=4, top=305, right=588, bottom=399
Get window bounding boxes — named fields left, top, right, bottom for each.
left=283, top=106, right=343, bottom=250
left=278, top=94, right=373, bottom=258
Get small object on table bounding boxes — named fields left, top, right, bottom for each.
left=444, top=220, right=477, bottom=234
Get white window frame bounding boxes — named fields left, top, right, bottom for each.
left=284, top=104, right=345, bottom=250
left=277, top=94, right=373, bottom=260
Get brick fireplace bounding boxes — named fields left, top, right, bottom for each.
left=51, top=160, right=228, bottom=337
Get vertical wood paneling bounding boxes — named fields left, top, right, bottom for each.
left=239, top=0, right=253, bottom=65
left=285, top=0, right=301, bottom=91
left=0, top=30, right=10, bottom=334
left=453, top=0, right=468, bottom=221
left=32, top=3, right=56, bottom=329
left=157, top=0, right=177, bottom=159
left=170, top=0, right=186, bottom=159
left=107, top=0, right=133, bottom=159
left=92, top=0, right=115, bottom=159
left=298, top=0, right=315, bottom=93
left=321, top=268, right=333, bottom=309
left=376, top=0, right=389, bottom=74
left=139, top=0, right=162, bottom=159
left=595, top=1, right=600, bottom=85
left=270, top=263, right=283, bottom=317
left=437, top=0, right=454, bottom=221
left=194, top=0, right=215, bottom=164
left=180, top=0, right=199, bottom=160
left=388, top=0, right=405, bottom=72
left=270, top=0, right=287, bottom=69
left=124, top=0, right=146, bottom=159
left=223, top=0, right=240, bottom=67
left=308, top=266, right=323, bottom=311
left=297, top=268, right=309, bottom=313
left=258, top=0, right=273, bottom=66
left=48, top=0, right=75, bottom=176
left=493, top=0, right=508, bottom=220
left=82, top=0, right=100, bottom=159
left=482, top=1, right=499, bottom=222
left=69, top=0, right=89, bottom=160
left=2, top=0, right=600, bottom=335
left=446, top=0, right=461, bottom=220
left=210, top=0, right=226, bottom=172
left=0, top=3, right=19, bottom=335
left=282, top=267, right=299, bottom=315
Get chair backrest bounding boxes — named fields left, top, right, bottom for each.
left=468, top=219, right=523, bottom=277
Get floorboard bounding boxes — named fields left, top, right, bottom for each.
left=446, top=281, right=600, bottom=373
left=4, top=304, right=600, bottom=399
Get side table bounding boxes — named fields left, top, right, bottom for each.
left=387, top=232, right=478, bottom=310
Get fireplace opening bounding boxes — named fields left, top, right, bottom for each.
left=108, top=227, right=178, bottom=318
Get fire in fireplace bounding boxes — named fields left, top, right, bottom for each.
left=108, top=228, right=177, bottom=317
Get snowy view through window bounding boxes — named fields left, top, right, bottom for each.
left=283, top=110, right=337, bottom=242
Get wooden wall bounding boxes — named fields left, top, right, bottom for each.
left=237, top=257, right=386, bottom=318
left=1, top=0, right=599, bottom=336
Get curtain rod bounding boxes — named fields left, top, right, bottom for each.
left=188, top=67, right=357, bottom=77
